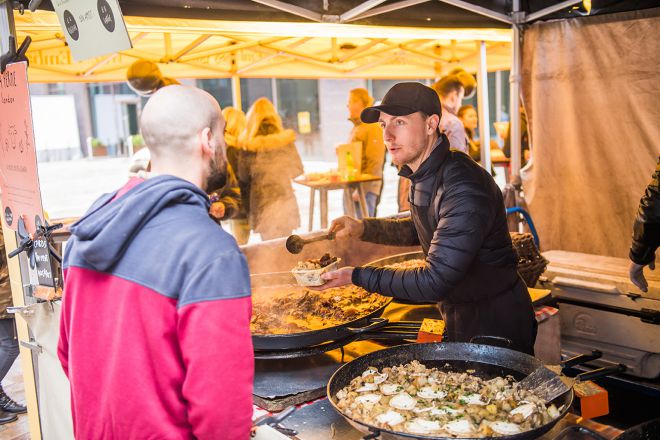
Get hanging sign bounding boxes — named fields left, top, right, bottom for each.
left=51, top=0, right=132, bottom=61
left=0, top=62, right=55, bottom=287
left=0, top=62, right=43, bottom=235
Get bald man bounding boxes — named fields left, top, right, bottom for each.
left=58, top=86, right=253, bottom=440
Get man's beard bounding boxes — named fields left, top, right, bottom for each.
left=204, top=156, right=227, bottom=193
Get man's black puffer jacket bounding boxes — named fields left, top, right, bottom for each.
left=630, top=158, right=660, bottom=265
left=352, top=135, right=537, bottom=354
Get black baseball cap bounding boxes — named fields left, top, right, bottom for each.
left=361, top=82, right=442, bottom=124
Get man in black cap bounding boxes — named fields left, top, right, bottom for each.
left=321, top=82, right=537, bottom=354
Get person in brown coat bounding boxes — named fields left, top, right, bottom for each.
left=239, top=98, right=304, bottom=240
left=0, top=229, right=27, bottom=424
left=345, top=88, right=386, bottom=218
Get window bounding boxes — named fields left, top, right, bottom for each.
left=47, top=83, right=66, bottom=95
left=240, top=78, right=273, bottom=113
left=276, top=79, right=319, bottom=132
left=197, top=78, right=233, bottom=108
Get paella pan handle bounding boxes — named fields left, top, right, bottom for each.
left=575, top=363, right=626, bottom=382
left=562, top=350, right=603, bottom=369
left=362, top=428, right=381, bottom=440
left=469, top=335, right=513, bottom=348
left=346, top=318, right=389, bottom=335
left=554, top=425, right=607, bottom=440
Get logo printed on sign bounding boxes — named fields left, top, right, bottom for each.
left=63, top=10, right=80, bottom=41
left=98, top=0, right=115, bottom=32
left=51, top=0, right=131, bottom=61
left=4, top=207, right=12, bottom=227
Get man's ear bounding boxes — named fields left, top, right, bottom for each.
left=199, top=127, right=214, bottom=157
left=428, top=114, right=440, bottom=135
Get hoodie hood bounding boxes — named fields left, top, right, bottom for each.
left=69, top=175, right=210, bottom=272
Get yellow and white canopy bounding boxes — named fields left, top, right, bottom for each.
left=15, top=10, right=511, bottom=82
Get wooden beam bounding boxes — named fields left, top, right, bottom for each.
left=287, top=37, right=313, bottom=48
left=83, top=32, right=148, bottom=76
left=250, top=45, right=347, bottom=72
left=237, top=52, right=281, bottom=74
left=180, top=37, right=289, bottom=62
left=164, top=32, right=172, bottom=59
left=184, top=60, right=233, bottom=75
left=338, top=38, right=386, bottom=62
left=170, top=34, right=211, bottom=62
left=331, top=37, right=338, bottom=62
left=350, top=52, right=399, bottom=73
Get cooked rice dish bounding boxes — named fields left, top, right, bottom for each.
left=251, top=285, right=388, bottom=334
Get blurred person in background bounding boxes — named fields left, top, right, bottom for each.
left=501, top=105, right=531, bottom=166
left=239, top=98, right=304, bottom=240
left=629, top=158, right=660, bottom=292
left=345, top=88, right=386, bottom=218
left=0, top=229, right=27, bottom=425
left=458, top=104, right=481, bottom=161
left=458, top=104, right=503, bottom=166
left=222, top=107, right=252, bottom=245
left=448, top=68, right=477, bottom=101
left=431, top=74, right=467, bottom=152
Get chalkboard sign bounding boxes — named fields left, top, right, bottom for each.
left=33, top=216, right=55, bottom=287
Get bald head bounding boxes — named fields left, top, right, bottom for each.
left=140, top=85, right=222, bottom=160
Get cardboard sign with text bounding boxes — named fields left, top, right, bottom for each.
left=0, top=62, right=43, bottom=235
left=0, top=62, right=55, bottom=287
left=52, top=0, right=132, bottom=61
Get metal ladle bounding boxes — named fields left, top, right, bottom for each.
left=285, top=232, right=335, bottom=254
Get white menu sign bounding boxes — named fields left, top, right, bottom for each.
left=52, top=0, right=132, bottom=61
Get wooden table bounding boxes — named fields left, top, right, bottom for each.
left=294, top=174, right=381, bottom=231
left=491, top=152, right=511, bottom=182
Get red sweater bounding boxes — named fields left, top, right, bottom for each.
left=58, top=176, right=254, bottom=439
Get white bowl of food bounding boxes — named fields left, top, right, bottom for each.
left=292, top=254, right=341, bottom=287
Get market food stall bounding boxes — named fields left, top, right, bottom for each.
left=1, top=1, right=659, bottom=439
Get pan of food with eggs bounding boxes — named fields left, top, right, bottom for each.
left=327, top=342, right=573, bottom=440
left=250, top=254, right=393, bottom=351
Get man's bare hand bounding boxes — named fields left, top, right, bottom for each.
left=352, top=190, right=359, bottom=202
left=630, top=260, right=655, bottom=293
left=210, top=201, right=226, bottom=219
left=310, top=266, right=354, bottom=290
left=329, top=216, right=364, bottom=239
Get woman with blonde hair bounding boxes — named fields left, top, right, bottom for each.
left=219, top=107, right=251, bottom=244
left=239, top=98, right=304, bottom=240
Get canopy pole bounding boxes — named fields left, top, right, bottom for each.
left=231, top=74, right=242, bottom=111
left=476, top=40, right=491, bottom=173
left=509, top=0, right=522, bottom=179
